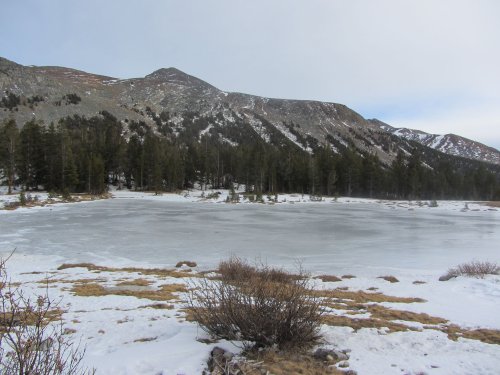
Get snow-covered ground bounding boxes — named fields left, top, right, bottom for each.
left=0, top=190, right=499, bottom=374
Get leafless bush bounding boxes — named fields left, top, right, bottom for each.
left=440, top=260, right=500, bottom=281
left=0, top=255, right=94, bottom=374
left=189, top=258, right=323, bottom=350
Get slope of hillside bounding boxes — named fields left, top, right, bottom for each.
left=3, top=56, right=499, bottom=168
left=370, top=119, right=500, bottom=165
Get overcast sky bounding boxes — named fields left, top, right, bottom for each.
left=2, top=0, right=500, bottom=149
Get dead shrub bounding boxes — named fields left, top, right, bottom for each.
left=440, top=260, right=499, bottom=280
left=188, top=258, right=323, bottom=350
left=0, top=256, right=94, bottom=374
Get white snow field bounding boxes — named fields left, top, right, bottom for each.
left=0, top=192, right=499, bottom=374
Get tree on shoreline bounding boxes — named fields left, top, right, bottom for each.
left=2, top=114, right=499, bottom=201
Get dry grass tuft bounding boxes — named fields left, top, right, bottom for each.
left=413, top=280, right=426, bottom=285
left=367, top=305, right=447, bottom=325
left=115, top=278, right=152, bottom=287
left=462, top=329, right=500, bottom=345
left=316, top=275, right=342, bottom=282
left=378, top=275, right=399, bottom=283
left=58, top=263, right=194, bottom=278
left=322, top=314, right=411, bottom=333
left=139, top=303, right=174, bottom=310
left=240, top=350, right=346, bottom=375
left=37, top=277, right=107, bottom=285
left=315, top=288, right=425, bottom=304
left=444, top=324, right=500, bottom=345
left=70, top=283, right=108, bottom=297
left=71, top=282, right=186, bottom=301
left=133, top=337, right=157, bottom=343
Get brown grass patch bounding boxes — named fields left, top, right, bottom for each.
left=239, top=350, right=345, bottom=375
left=315, top=289, right=425, bottom=304
left=133, top=336, right=157, bottom=343
left=179, top=307, right=196, bottom=322
left=367, top=305, right=447, bottom=325
left=378, top=275, right=399, bottom=283
left=115, top=278, right=152, bottom=287
left=341, top=275, right=356, bottom=279
left=316, top=275, right=342, bottom=282
left=37, top=277, right=107, bottom=285
left=318, top=287, right=449, bottom=334
left=71, top=282, right=186, bottom=301
left=139, top=303, right=174, bottom=310
left=0, top=307, right=64, bottom=332
left=57, top=263, right=194, bottom=278
left=443, top=324, right=500, bottom=345
left=322, top=314, right=411, bottom=333
left=462, top=329, right=500, bottom=345
left=70, top=283, right=108, bottom=297
left=413, top=280, right=426, bottom=284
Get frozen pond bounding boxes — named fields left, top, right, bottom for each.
left=1, top=199, right=499, bottom=276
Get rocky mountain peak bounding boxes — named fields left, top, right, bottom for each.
left=145, top=67, right=215, bottom=90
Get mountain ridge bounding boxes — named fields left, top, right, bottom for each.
left=1, top=56, right=499, bottom=166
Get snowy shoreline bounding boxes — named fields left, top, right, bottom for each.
left=3, top=253, right=499, bottom=375
left=1, top=187, right=498, bottom=214
left=1, top=189, right=499, bottom=374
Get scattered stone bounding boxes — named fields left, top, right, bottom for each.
left=313, top=348, right=349, bottom=362
left=223, top=351, right=234, bottom=361
left=338, top=361, right=349, bottom=368
left=175, top=260, right=197, bottom=268
left=206, top=346, right=241, bottom=375
left=378, top=275, right=399, bottom=283
left=439, top=274, right=457, bottom=281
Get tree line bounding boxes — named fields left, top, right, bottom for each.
left=1, top=111, right=499, bottom=200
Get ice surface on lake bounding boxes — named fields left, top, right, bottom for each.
left=1, top=199, right=499, bottom=276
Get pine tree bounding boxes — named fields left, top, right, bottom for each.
left=19, top=119, right=46, bottom=190
left=0, top=120, right=20, bottom=194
